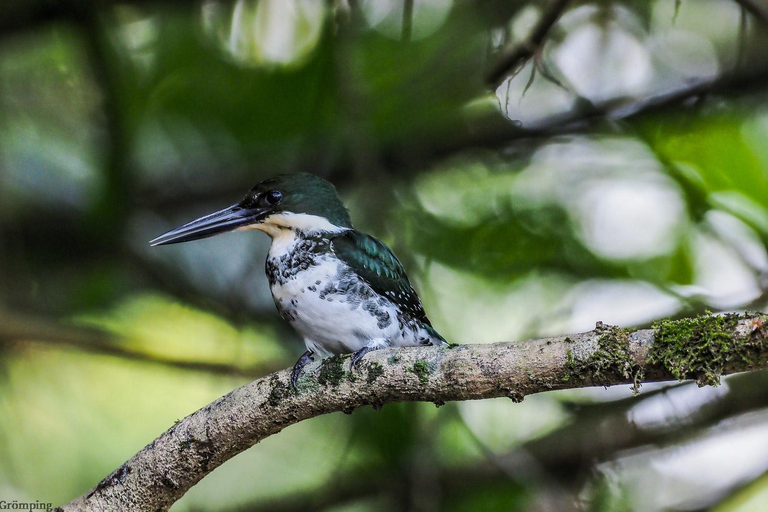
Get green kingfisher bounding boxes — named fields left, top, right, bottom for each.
left=150, top=173, right=447, bottom=387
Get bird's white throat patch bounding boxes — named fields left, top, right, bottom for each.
left=238, top=212, right=348, bottom=256
left=238, top=212, right=347, bottom=236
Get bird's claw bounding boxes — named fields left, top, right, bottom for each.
left=350, top=346, right=373, bottom=371
left=291, top=350, right=314, bottom=390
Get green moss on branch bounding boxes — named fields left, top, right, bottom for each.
left=649, top=311, right=766, bottom=386
left=366, top=362, right=384, bottom=384
left=409, top=360, right=434, bottom=384
left=318, top=356, right=345, bottom=386
left=566, top=322, right=644, bottom=393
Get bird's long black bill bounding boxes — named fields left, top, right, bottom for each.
left=149, top=204, right=265, bottom=246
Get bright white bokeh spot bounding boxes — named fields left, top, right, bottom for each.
left=509, top=5, right=541, bottom=45
left=648, top=29, right=720, bottom=84
left=515, top=137, right=665, bottom=204
left=421, top=263, right=572, bottom=344
left=514, top=137, right=690, bottom=263
left=459, top=396, right=566, bottom=452
left=496, top=61, right=575, bottom=127
left=575, top=178, right=686, bottom=260
left=414, top=159, right=518, bottom=227
left=706, top=210, right=768, bottom=274
left=689, top=227, right=762, bottom=308
left=203, top=0, right=325, bottom=66
left=651, top=0, right=742, bottom=54
left=552, top=23, right=654, bottom=103
left=709, top=190, right=768, bottom=235
left=651, top=421, right=768, bottom=500
left=627, top=382, right=728, bottom=430
left=565, top=280, right=680, bottom=333
left=613, top=415, right=768, bottom=511
left=359, top=0, right=453, bottom=41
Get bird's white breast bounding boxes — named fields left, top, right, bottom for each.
left=265, top=228, right=437, bottom=356
left=271, top=254, right=407, bottom=356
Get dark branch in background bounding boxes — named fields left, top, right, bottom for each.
left=61, top=313, right=768, bottom=512
left=0, top=0, right=72, bottom=37
left=125, top=50, right=768, bottom=217
left=507, top=373, right=768, bottom=478
left=401, top=0, right=414, bottom=43
left=441, top=64, right=768, bottom=165
left=71, top=3, right=134, bottom=235
left=483, top=0, right=767, bottom=90
left=117, top=60, right=768, bottom=226
left=485, top=0, right=570, bottom=88
left=3, top=0, right=768, bottom=216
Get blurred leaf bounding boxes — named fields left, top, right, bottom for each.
left=0, top=344, right=238, bottom=504
left=143, top=11, right=338, bottom=150
left=444, top=480, right=529, bottom=512
left=348, top=402, right=420, bottom=469
left=637, top=111, right=768, bottom=232
left=714, top=470, right=768, bottom=512
left=408, top=203, right=624, bottom=282
left=77, top=294, right=289, bottom=368
left=352, top=18, right=486, bottom=145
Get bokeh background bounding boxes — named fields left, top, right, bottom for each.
left=3, top=0, right=768, bottom=510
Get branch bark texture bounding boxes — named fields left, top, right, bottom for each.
left=61, top=312, right=768, bottom=511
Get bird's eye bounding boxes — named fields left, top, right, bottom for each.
left=265, top=190, right=283, bottom=205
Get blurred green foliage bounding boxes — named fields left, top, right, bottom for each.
left=3, top=0, right=768, bottom=511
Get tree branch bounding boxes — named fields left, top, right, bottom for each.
left=59, top=312, right=768, bottom=511
left=485, top=0, right=570, bottom=88
left=235, top=371, right=768, bottom=512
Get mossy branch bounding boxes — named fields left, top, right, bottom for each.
left=60, top=312, right=768, bottom=512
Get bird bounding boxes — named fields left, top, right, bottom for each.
left=150, top=173, right=447, bottom=388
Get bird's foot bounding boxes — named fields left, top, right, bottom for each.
left=350, top=346, right=373, bottom=370
left=291, top=350, right=314, bottom=390
left=350, top=340, right=388, bottom=371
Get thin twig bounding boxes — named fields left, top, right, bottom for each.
left=485, top=0, right=570, bottom=88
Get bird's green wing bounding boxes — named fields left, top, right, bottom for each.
left=331, top=230, right=432, bottom=324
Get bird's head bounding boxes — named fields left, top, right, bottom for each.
left=149, top=173, right=352, bottom=246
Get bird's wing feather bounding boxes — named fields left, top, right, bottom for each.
left=331, top=230, right=431, bottom=324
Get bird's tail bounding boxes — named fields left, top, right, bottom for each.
left=423, top=323, right=449, bottom=346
